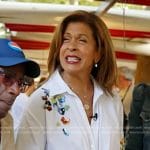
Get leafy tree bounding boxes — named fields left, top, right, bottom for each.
left=16, top=0, right=99, bottom=6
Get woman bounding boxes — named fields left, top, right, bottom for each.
left=16, top=10, right=123, bottom=150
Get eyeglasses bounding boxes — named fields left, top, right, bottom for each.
left=0, top=67, right=33, bottom=93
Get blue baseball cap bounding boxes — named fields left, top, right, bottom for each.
left=0, top=38, right=40, bottom=78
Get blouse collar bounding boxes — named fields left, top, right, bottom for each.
left=43, top=69, right=103, bottom=102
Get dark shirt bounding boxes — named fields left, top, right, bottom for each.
left=125, top=83, right=150, bottom=150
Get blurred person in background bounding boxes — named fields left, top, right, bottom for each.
left=117, top=66, right=135, bottom=116
left=116, top=66, right=135, bottom=138
left=37, top=76, right=47, bottom=88
left=10, top=78, right=35, bottom=140
left=125, top=55, right=150, bottom=150
left=0, top=38, right=40, bottom=150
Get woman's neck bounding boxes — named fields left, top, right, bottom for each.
left=61, top=71, right=92, bottom=92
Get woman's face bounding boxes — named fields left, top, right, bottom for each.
left=59, top=22, right=100, bottom=75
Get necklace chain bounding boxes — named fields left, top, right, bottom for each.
left=69, top=85, right=92, bottom=112
left=68, top=83, right=93, bottom=122
left=61, top=73, right=94, bottom=122
left=62, top=74, right=93, bottom=112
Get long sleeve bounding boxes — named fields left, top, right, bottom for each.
left=125, top=84, right=146, bottom=150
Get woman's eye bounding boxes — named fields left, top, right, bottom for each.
left=63, top=37, right=70, bottom=42
left=79, top=39, right=87, bottom=43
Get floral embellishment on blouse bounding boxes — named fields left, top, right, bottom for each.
left=52, top=95, right=66, bottom=115
left=61, top=116, right=70, bottom=125
left=42, top=88, right=52, bottom=111
left=41, top=88, right=70, bottom=136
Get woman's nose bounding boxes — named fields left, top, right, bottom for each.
left=67, top=40, right=77, bottom=51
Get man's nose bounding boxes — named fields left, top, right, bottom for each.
left=8, top=82, right=20, bottom=96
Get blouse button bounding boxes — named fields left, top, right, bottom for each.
left=91, top=144, right=94, bottom=149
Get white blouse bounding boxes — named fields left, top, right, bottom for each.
left=16, top=70, right=123, bottom=150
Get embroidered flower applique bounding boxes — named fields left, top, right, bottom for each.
left=41, top=88, right=70, bottom=136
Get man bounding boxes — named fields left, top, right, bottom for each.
left=11, top=78, right=35, bottom=140
left=117, top=66, right=135, bottom=115
left=125, top=55, right=150, bottom=150
left=117, top=66, right=135, bottom=137
left=0, top=38, right=40, bottom=150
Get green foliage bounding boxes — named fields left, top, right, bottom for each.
left=16, top=0, right=99, bottom=6
left=16, top=0, right=144, bottom=8
left=16, top=0, right=66, bottom=4
left=115, top=3, right=143, bottom=10
left=79, top=0, right=99, bottom=6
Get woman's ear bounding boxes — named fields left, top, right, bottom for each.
left=94, top=52, right=101, bottom=64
